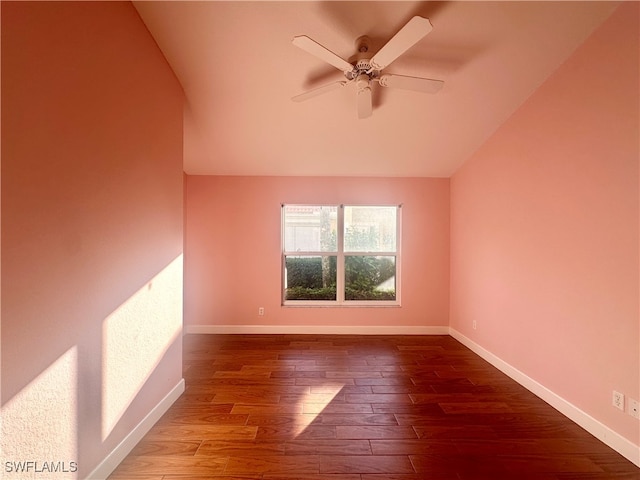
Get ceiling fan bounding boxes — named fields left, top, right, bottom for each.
left=292, top=16, right=444, bottom=119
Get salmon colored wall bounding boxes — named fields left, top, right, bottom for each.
left=450, top=2, right=639, bottom=445
left=1, top=2, right=184, bottom=477
left=185, top=176, right=449, bottom=329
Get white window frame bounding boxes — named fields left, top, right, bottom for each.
left=282, top=204, right=401, bottom=307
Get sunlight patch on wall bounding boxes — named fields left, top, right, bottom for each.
left=101, top=255, right=183, bottom=441
left=294, top=382, right=344, bottom=437
left=1, top=346, right=78, bottom=479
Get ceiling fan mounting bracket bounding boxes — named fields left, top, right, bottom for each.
left=355, top=35, right=371, bottom=53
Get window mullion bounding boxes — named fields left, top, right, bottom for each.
left=337, top=205, right=345, bottom=304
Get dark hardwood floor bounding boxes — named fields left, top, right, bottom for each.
left=108, top=334, right=639, bottom=480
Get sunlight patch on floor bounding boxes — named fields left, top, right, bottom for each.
left=294, top=382, right=344, bottom=437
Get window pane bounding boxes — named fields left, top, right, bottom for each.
left=284, top=256, right=337, bottom=301
left=344, top=206, right=396, bottom=252
left=284, top=205, right=337, bottom=252
left=345, top=256, right=396, bottom=301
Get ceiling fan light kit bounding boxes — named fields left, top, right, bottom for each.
left=292, top=16, right=444, bottom=119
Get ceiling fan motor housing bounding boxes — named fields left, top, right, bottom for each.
left=346, top=59, right=379, bottom=81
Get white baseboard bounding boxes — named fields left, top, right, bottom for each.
left=86, top=378, right=185, bottom=480
left=449, top=328, right=640, bottom=467
left=185, top=324, right=450, bottom=335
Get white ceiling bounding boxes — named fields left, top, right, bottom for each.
left=133, top=1, right=619, bottom=177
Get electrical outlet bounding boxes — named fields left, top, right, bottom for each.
left=612, top=391, right=625, bottom=411
left=472, top=320, right=477, bottom=330
left=628, top=398, right=639, bottom=419
left=258, top=307, right=265, bottom=316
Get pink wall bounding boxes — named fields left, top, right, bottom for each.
left=1, top=2, right=184, bottom=476
left=185, top=176, right=449, bottom=328
left=450, top=2, right=638, bottom=445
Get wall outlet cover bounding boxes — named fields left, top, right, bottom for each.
left=612, top=391, right=624, bottom=411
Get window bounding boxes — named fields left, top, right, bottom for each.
left=282, top=204, right=400, bottom=305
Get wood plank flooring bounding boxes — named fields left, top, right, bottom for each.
left=108, top=334, right=639, bottom=480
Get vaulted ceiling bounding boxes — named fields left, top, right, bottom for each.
left=133, top=1, right=619, bottom=177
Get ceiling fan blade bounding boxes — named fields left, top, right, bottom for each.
left=293, top=35, right=354, bottom=73
left=378, top=74, right=444, bottom=93
left=292, top=81, right=347, bottom=103
left=357, top=86, right=372, bottom=119
left=369, top=16, right=433, bottom=71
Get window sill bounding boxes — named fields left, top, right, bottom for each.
left=282, top=302, right=401, bottom=308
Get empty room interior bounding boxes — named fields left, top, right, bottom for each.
left=1, top=1, right=639, bottom=479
